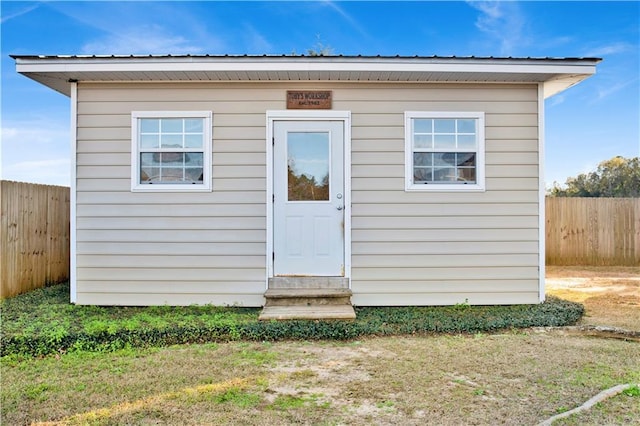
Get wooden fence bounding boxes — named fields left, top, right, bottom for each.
left=1, top=181, right=70, bottom=298
left=546, top=197, right=640, bottom=266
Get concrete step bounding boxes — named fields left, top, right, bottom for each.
left=260, top=286, right=355, bottom=320
left=269, top=277, right=349, bottom=289
left=258, top=305, right=356, bottom=321
left=264, top=288, right=352, bottom=307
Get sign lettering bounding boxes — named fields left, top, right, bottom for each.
left=287, top=91, right=332, bottom=109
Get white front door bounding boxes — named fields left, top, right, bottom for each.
left=273, top=120, right=344, bottom=276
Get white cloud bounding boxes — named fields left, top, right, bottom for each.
left=591, top=77, right=639, bottom=104
left=321, top=0, right=369, bottom=38
left=467, top=1, right=527, bottom=56
left=1, top=123, right=68, bottom=145
left=81, top=25, right=205, bottom=55
left=48, top=2, right=224, bottom=55
left=2, top=158, right=70, bottom=187
left=583, top=42, right=635, bottom=58
left=547, top=94, right=566, bottom=108
left=0, top=3, right=41, bottom=24
left=242, top=24, right=273, bottom=54
left=1, top=121, right=70, bottom=186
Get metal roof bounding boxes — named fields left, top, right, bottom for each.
left=12, top=54, right=601, bottom=98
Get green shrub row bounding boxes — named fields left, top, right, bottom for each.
left=1, top=282, right=584, bottom=357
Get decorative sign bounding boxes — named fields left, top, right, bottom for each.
left=287, top=91, right=332, bottom=109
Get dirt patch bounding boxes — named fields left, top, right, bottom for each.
left=546, top=266, right=640, bottom=331
left=259, top=335, right=640, bottom=425
left=546, top=266, right=640, bottom=279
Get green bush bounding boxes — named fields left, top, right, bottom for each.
left=1, top=282, right=584, bottom=357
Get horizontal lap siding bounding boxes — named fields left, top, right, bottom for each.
left=345, top=83, right=540, bottom=305
left=76, top=82, right=539, bottom=306
left=75, top=83, right=276, bottom=306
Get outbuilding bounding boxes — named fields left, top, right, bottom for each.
left=13, top=54, right=599, bottom=318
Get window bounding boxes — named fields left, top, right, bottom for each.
left=405, top=112, right=485, bottom=192
left=131, top=111, right=212, bottom=192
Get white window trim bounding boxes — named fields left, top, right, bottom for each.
left=131, top=111, right=213, bottom=192
left=404, top=111, right=485, bottom=192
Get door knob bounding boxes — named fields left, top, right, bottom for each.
left=337, top=206, right=343, bottom=211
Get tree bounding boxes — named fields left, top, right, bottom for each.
left=291, top=35, right=335, bottom=56
left=548, top=156, right=640, bottom=197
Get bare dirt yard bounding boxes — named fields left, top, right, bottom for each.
left=546, top=266, right=640, bottom=331
left=2, top=267, right=639, bottom=425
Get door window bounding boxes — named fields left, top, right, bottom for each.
left=287, top=132, right=330, bottom=201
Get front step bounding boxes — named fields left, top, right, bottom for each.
left=268, top=277, right=349, bottom=289
left=259, top=287, right=356, bottom=321
left=259, top=305, right=356, bottom=321
left=264, top=288, right=353, bottom=306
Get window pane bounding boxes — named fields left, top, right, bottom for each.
left=457, top=153, right=476, bottom=166
left=140, top=153, right=159, bottom=166
left=140, top=134, right=159, bottom=149
left=413, top=152, right=432, bottom=167
left=434, top=119, right=455, bottom=133
left=413, top=134, right=432, bottom=149
left=414, top=167, right=432, bottom=182
left=414, top=119, right=432, bottom=133
left=434, top=167, right=457, bottom=181
left=161, top=118, right=183, bottom=133
left=140, top=167, right=159, bottom=183
left=185, top=168, right=204, bottom=182
left=140, top=119, right=159, bottom=133
left=184, top=134, right=203, bottom=149
left=434, top=135, right=456, bottom=150
left=161, top=134, right=183, bottom=148
left=433, top=153, right=457, bottom=166
left=457, top=135, right=476, bottom=150
left=185, top=153, right=203, bottom=166
left=287, top=132, right=330, bottom=201
left=161, top=168, right=184, bottom=181
left=457, top=119, right=476, bottom=133
left=161, top=152, right=184, bottom=165
left=185, top=119, right=203, bottom=132
left=458, top=168, right=476, bottom=183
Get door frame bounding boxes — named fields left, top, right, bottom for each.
left=266, top=110, right=352, bottom=287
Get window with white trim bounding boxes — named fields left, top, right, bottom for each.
left=405, top=112, right=485, bottom=192
left=131, top=111, right=212, bottom=192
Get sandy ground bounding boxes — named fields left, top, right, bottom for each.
left=546, top=266, right=640, bottom=331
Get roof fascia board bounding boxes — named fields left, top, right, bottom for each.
left=15, top=59, right=597, bottom=77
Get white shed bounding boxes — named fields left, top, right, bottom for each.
left=14, top=55, right=599, bottom=319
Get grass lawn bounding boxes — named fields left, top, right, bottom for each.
left=1, top=267, right=638, bottom=425
left=2, top=334, right=638, bottom=425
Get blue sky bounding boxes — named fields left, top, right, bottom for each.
left=1, top=1, right=638, bottom=187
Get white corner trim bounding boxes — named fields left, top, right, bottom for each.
left=69, top=82, right=78, bottom=303
left=538, top=84, right=546, bottom=303
left=265, top=110, right=352, bottom=287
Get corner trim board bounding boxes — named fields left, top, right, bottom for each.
left=70, top=82, right=78, bottom=303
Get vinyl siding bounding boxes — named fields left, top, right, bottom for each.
left=75, top=81, right=540, bottom=306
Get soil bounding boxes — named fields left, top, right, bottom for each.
left=546, top=266, right=640, bottom=330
